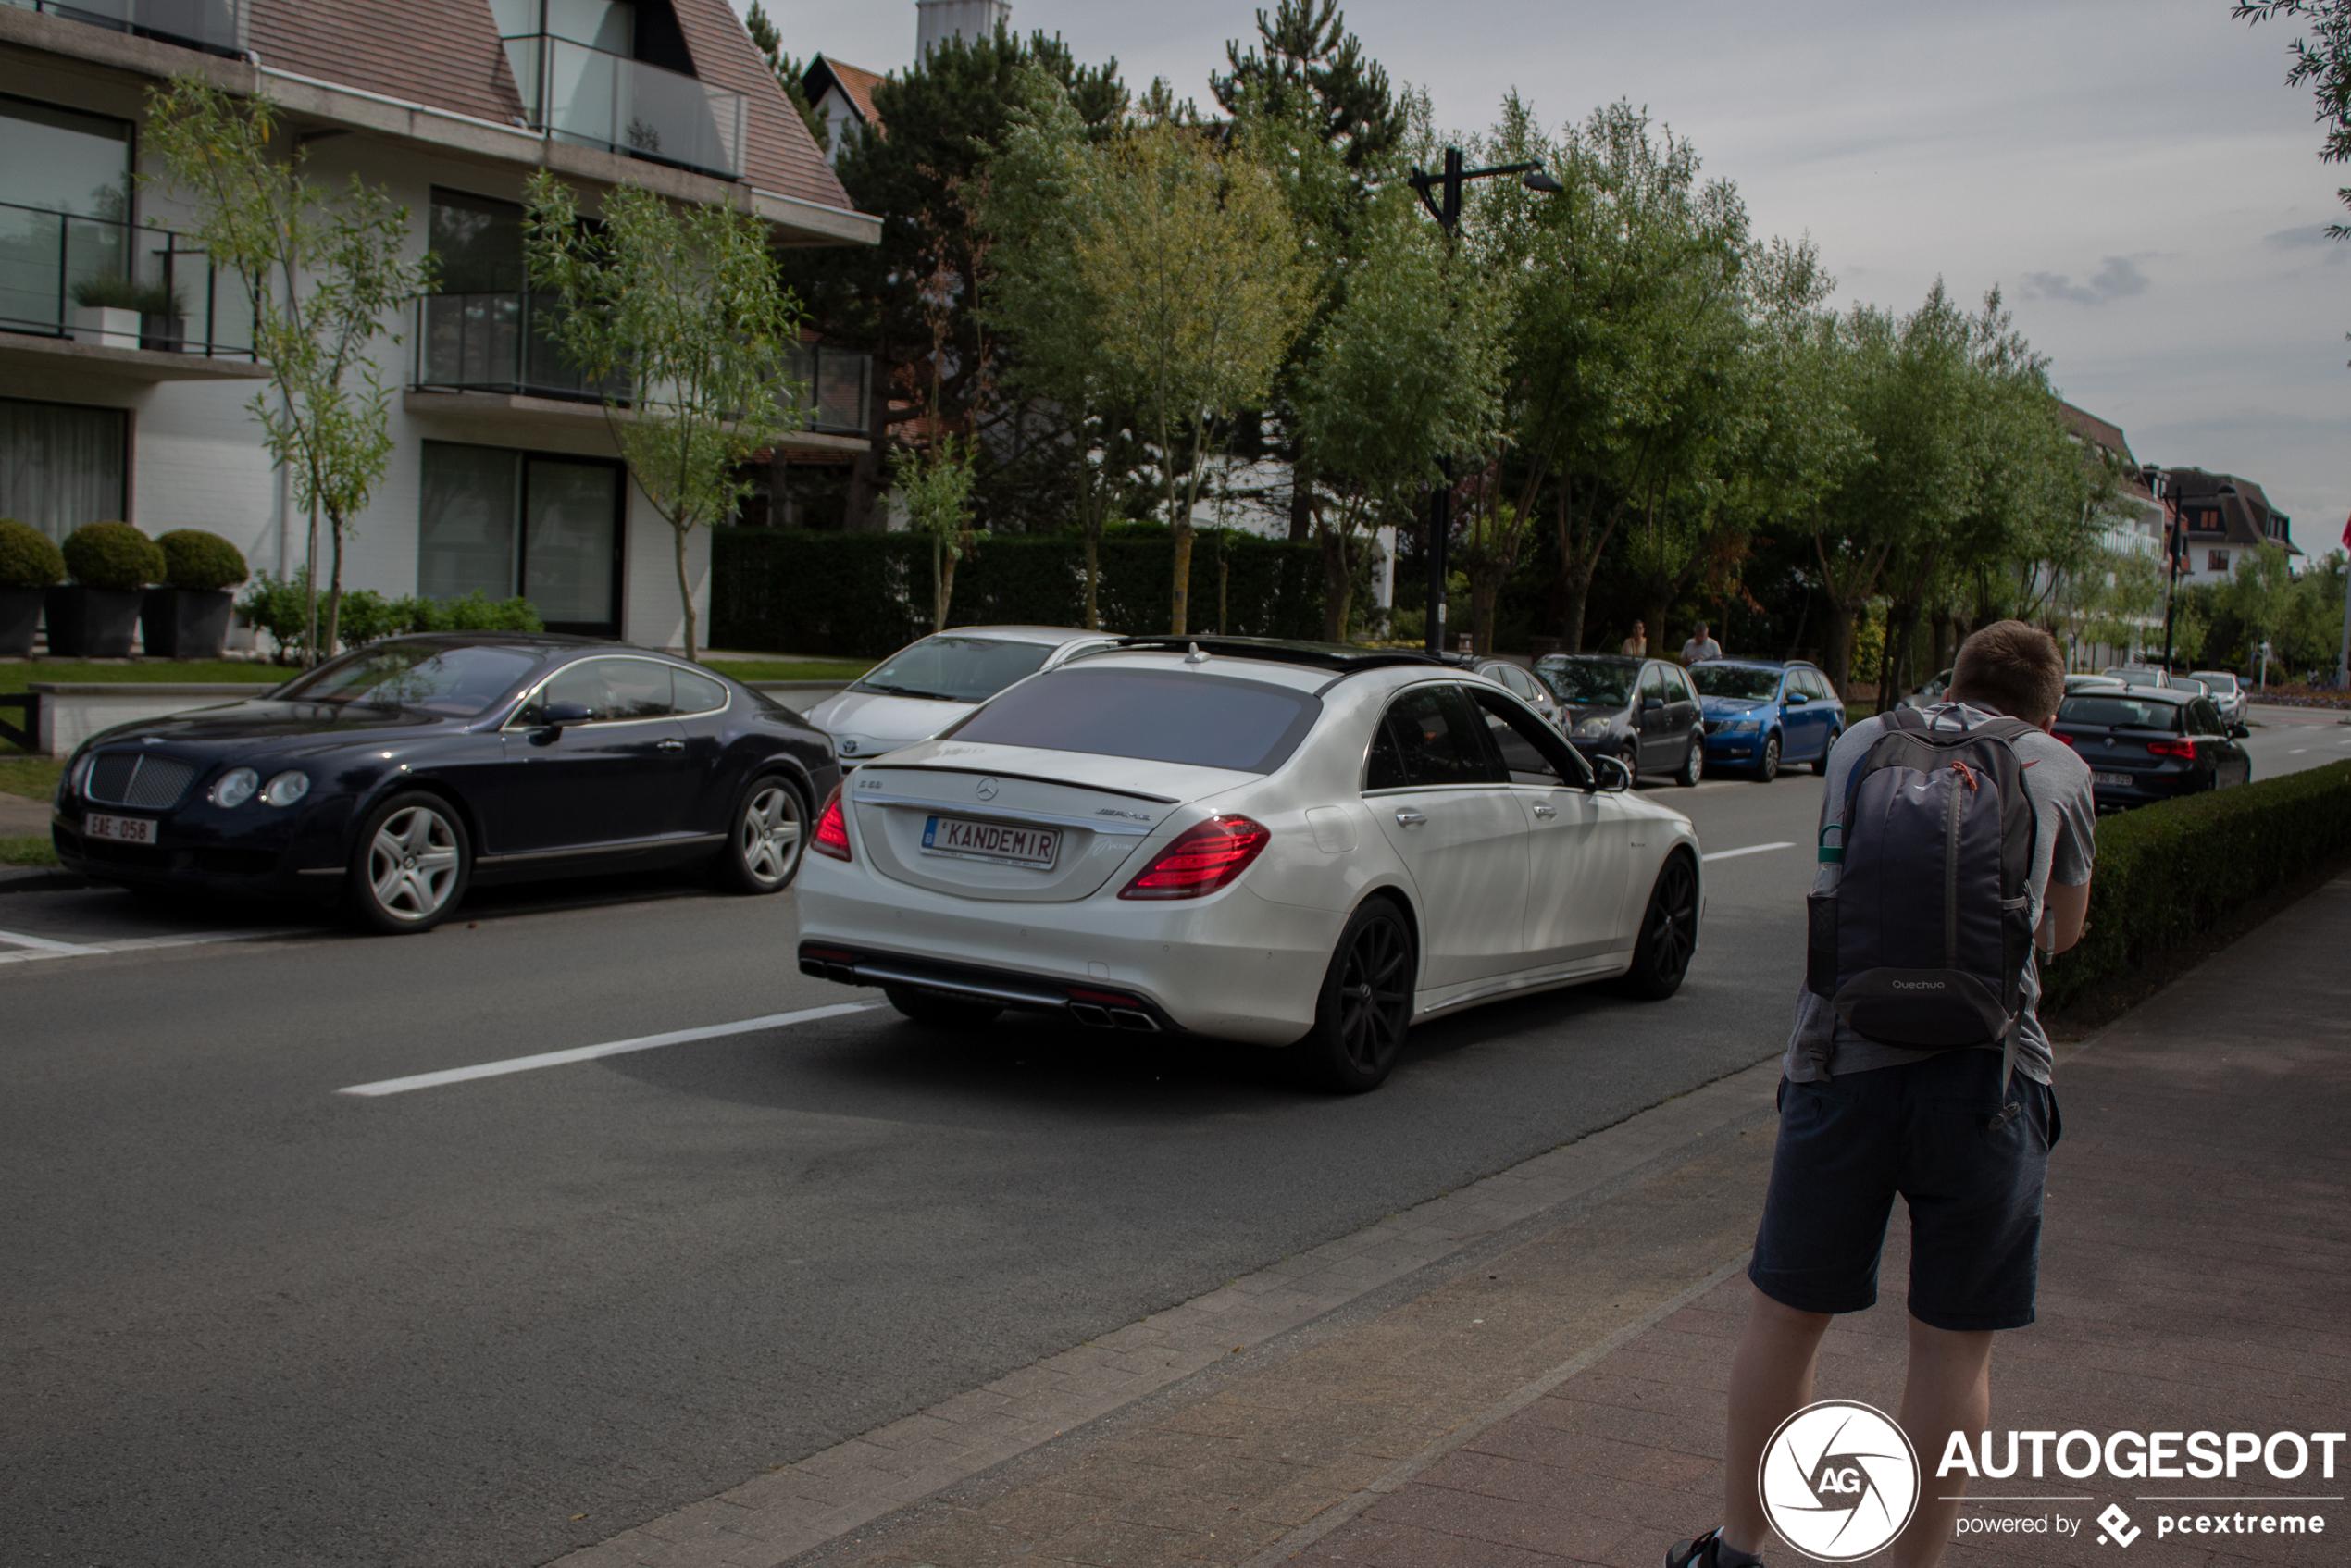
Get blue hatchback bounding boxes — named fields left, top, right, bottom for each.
left=1689, top=659, right=1846, bottom=781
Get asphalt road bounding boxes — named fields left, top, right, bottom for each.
left=2, top=714, right=2339, bottom=1568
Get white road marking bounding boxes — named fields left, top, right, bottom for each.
left=336, top=1002, right=886, bottom=1098
left=0, top=926, right=312, bottom=964
left=1700, top=841, right=1797, bottom=863
left=2292, top=748, right=2309, bottom=754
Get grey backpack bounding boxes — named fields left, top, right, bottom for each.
left=1806, top=706, right=2039, bottom=1084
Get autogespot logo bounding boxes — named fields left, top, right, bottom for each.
left=1760, top=1400, right=1922, bottom=1562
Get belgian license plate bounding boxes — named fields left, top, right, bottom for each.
left=85, top=812, right=157, bottom=845
left=921, top=815, right=1060, bottom=868
left=2092, top=771, right=2133, bottom=788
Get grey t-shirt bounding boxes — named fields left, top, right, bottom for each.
left=1783, top=702, right=2096, bottom=1085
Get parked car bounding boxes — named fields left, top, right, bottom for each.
left=1533, top=653, right=1707, bottom=785
left=1466, top=656, right=1562, bottom=728
left=1901, top=667, right=1956, bottom=709
left=801, top=626, right=1121, bottom=765
left=2190, top=669, right=2251, bottom=733
left=51, top=633, right=839, bottom=932
left=795, top=637, right=1704, bottom=1092
left=1688, top=659, right=1845, bottom=781
left=2054, top=687, right=2252, bottom=811
left=2065, top=674, right=2126, bottom=696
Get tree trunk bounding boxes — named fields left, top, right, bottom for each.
left=1288, top=461, right=1313, bottom=543
left=932, top=534, right=945, bottom=632
left=1470, top=569, right=1502, bottom=657
left=302, top=497, right=321, bottom=666
left=323, top=504, right=346, bottom=663
left=1822, top=599, right=1860, bottom=697
left=1883, top=598, right=1922, bottom=710
left=1082, top=524, right=1100, bottom=631
left=673, top=521, right=699, bottom=661
left=1170, top=517, right=1192, bottom=635
left=1320, top=528, right=1356, bottom=643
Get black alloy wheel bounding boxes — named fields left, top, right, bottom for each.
left=1304, top=898, right=1416, bottom=1093
left=884, top=986, right=1003, bottom=1028
left=1755, top=733, right=1781, bottom=783
left=715, top=774, right=807, bottom=894
left=347, top=790, right=472, bottom=935
left=1676, top=733, right=1704, bottom=787
left=1617, top=852, right=1698, bottom=1001
left=1814, top=728, right=1840, bottom=776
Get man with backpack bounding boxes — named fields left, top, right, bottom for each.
left=1668, top=621, right=2096, bottom=1568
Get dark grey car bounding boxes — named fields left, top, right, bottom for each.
left=1533, top=653, right=1707, bottom=786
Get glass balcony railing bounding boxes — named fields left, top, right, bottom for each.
left=2, top=0, right=247, bottom=58
left=502, top=32, right=747, bottom=180
left=0, top=199, right=255, bottom=358
left=414, top=292, right=624, bottom=404
left=785, top=343, right=869, bottom=436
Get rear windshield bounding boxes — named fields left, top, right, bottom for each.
left=2193, top=672, right=2239, bottom=692
left=943, top=668, right=1322, bottom=773
left=852, top=635, right=1052, bottom=703
left=1535, top=657, right=1637, bottom=707
left=2059, top=695, right=2183, bottom=731
left=1688, top=665, right=1782, bottom=700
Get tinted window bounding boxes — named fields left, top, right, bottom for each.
left=673, top=667, right=729, bottom=716
left=2059, top=695, right=2183, bottom=731
left=1367, top=686, right=1504, bottom=790
left=278, top=641, right=539, bottom=717
left=2193, top=672, right=2239, bottom=693
left=945, top=668, right=1321, bottom=773
left=1689, top=664, right=1781, bottom=700
left=854, top=635, right=1054, bottom=704
left=2188, top=699, right=2222, bottom=733
left=1466, top=686, right=1593, bottom=788
left=1642, top=664, right=1670, bottom=703
left=1535, top=657, right=1637, bottom=707
left=1673, top=667, right=1698, bottom=703
left=518, top=657, right=671, bottom=724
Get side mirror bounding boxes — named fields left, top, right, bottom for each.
left=1785, top=692, right=1810, bottom=706
left=532, top=700, right=592, bottom=741
left=1642, top=695, right=1664, bottom=711
left=1592, top=753, right=1633, bottom=793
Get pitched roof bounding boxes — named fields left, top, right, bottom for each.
left=2057, top=399, right=2157, bottom=504
left=2163, top=468, right=2298, bottom=554
left=245, top=0, right=853, bottom=213
left=804, top=55, right=885, bottom=129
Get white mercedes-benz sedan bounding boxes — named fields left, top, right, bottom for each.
left=795, top=638, right=1704, bottom=1091
left=800, top=626, right=1121, bottom=764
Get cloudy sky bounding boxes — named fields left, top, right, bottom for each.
left=746, top=0, right=2349, bottom=548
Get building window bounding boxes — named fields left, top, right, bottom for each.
left=419, top=441, right=624, bottom=635
left=0, top=94, right=133, bottom=339
left=0, top=396, right=128, bottom=541
left=2208, top=550, right=2230, bottom=574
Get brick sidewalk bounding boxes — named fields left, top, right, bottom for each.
left=1295, top=879, right=2351, bottom=1568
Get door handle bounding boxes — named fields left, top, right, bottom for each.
left=656, top=738, right=685, bottom=753
left=1532, top=803, right=1557, bottom=818
left=1393, top=809, right=1427, bottom=827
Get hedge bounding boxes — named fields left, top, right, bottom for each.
left=2042, top=760, right=2351, bottom=1012
left=709, top=529, right=1327, bottom=656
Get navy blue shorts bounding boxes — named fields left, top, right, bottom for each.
left=1748, top=1049, right=2061, bottom=1331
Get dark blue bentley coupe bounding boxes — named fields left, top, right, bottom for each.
left=51, top=633, right=840, bottom=933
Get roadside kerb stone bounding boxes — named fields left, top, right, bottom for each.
left=555, top=1058, right=1784, bottom=1568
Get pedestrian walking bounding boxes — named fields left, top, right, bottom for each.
left=1623, top=620, right=1648, bottom=657
left=1667, top=620, right=2096, bottom=1568
left=1681, top=622, right=1722, bottom=663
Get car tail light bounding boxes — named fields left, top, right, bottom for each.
left=1118, top=815, right=1271, bottom=900
left=2055, top=730, right=2079, bottom=748
left=2146, top=737, right=2196, bottom=760
left=812, top=786, right=852, bottom=861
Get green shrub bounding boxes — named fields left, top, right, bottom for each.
left=2042, top=761, right=2351, bottom=1012
left=0, top=518, right=66, bottom=588
left=61, top=521, right=165, bottom=591
left=155, top=529, right=248, bottom=591
left=70, top=276, right=183, bottom=316
left=422, top=591, right=544, bottom=633
left=238, top=568, right=311, bottom=663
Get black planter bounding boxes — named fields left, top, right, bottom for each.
left=141, top=587, right=235, bottom=659
left=43, top=586, right=145, bottom=657
left=0, top=586, right=42, bottom=657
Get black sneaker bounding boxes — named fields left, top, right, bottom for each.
left=1664, top=1529, right=1758, bottom=1568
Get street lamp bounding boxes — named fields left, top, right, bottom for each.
left=1408, top=147, right=1562, bottom=657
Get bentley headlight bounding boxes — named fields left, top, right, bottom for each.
left=211, top=766, right=261, bottom=808
left=261, top=769, right=311, bottom=807
left=1574, top=716, right=1612, bottom=739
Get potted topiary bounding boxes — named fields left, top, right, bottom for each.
left=48, top=520, right=165, bottom=657
left=0, top=518, right=65, bottom=658
left=143, top=529, right=249, bottom=658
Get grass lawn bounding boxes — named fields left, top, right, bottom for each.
left=0, top=661, right=287, bottom=694
left=0, top=756, right=64, bottom=797
left=1, top=834, right=58, bottom=866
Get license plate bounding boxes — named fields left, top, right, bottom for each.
left=921, top=815, right=1060, bottom=868
left=85, top=812, right=157, bottom=845
left=2092, top=771, right=2133, bottom=788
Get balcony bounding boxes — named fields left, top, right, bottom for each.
left=0, top=200, right=255, bottom=361
left=1, top=0, right=246, bottom=58
left=786, top=343, right=869, bottom=437
left=502, top=31, right=747, bottom=181
left=414, top=292, right=622, bottom=404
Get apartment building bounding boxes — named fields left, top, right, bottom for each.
left=0, top=0, right=876, bottom=648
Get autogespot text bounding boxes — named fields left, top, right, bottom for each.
left=1935, top=1428, right=2347, bottom=1481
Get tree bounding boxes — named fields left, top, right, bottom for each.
left=1072, top=121, right=1313, bottom=632
left=144, top=78, right=426, bottom=664
left=895, top=439, right=978, bottom=631
left=1211, top=0, right=1407, bottom=170
left=524, top=172, right=802, bottom=661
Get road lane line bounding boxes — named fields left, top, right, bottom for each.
left=0, top=927, right=106, bottom=956
left=336, top=1002, right=886, bottom=1097
left=1700, top=841, right=1796, bottom=864
left=0, top=926, right=313, bottom=964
